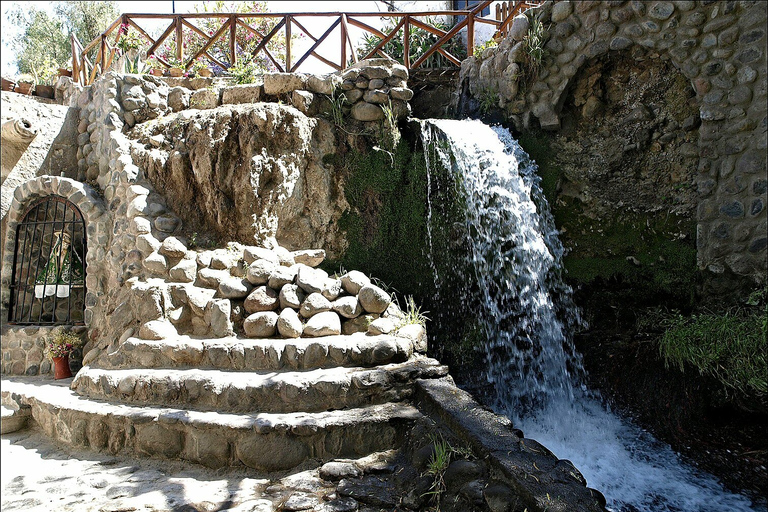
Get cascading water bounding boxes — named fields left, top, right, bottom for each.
left=420, top=118, right=761, bottom=512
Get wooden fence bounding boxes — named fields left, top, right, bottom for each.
left=71, top=0, right=542, bottom=85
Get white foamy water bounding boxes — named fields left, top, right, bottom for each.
left=421, top=119, right=762, bottom=512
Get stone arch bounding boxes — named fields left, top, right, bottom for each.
left=459, top=0, right=767, bottom=285
left=2, top=176, right=109, bottom=327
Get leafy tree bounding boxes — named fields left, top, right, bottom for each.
left=7, top=1, right=119, bottom=80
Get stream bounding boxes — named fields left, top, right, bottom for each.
left=421, top=119, right=762, bottom=512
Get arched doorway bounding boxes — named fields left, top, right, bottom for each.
left=8, top=195, right=87, bottom=325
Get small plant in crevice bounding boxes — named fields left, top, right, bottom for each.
left=473, top=38, right=498, bottom=58
left=229, top=60, right=259, bottom=84
left=478, top=86, right=499, bottom=116
left=323, top=90, right=349, bottom=127
left=422, top=433, right=452, bottom=509
left=396, top=295, right=430, bottom=330
left=521, top=12, right=548, bottom=88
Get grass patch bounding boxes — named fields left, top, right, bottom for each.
left=658, top=298, right=767, bottom=398
left=395, top=295, right=430, bottom=330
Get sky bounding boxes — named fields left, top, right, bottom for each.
left=1, top=0, right=392, bottom=77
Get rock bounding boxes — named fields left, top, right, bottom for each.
left=359, top=66, right=391, bottom=80
left=444, top=460, right=482, bottom=489
left=243, top=311, right=279, bottom=338
left=283, top=493, right=319, bottom=511
left=279, top=283, right=306, bottom=310
left=273, top=246, right=296, bottom=266
left=169, top=258, right=197, bottom=283
left=138, top=320, right=177, bottom=340
left=296, top=265, right=329, bottom=294
left=550, top=2, right=572, bottom=23
left=292, top=249, right=325, bottom=267
left=389, top=87, right=413, bottom=101
left=159, top=236, right=188, bottom=258
left=247, top=259, right=277, bottom=285
left=154, top=214, right=180, bottom=233
left=292, top=90, right=314, bottom=114
left=340, top=271, right=370, bottom=295
left=337, top=476, right=397, bottom=508
left=507, top=14, right=528, bottom=41
left=315, top=497, right=358, bottom=512
left=197, top=268, right=230, bottom=288
left=186, top=287, right=216, bottom=316
left=484, top=484, right=518, bottom=512
left=358, top=284, right=391, bottom=314
left=332, top=296, right=362, bottom=318
left=243, top=246, right=279, bottom=264
left=368, top=317, right=395, bottom=335
left=299, top=292, right=332, bottom=318
left=268, top=266, right=296, bottom=289
left=143, top=251, right=168, bottom=274
left=222, top=83, right=263, bottom=104
left=319, top=461, right=361, bottom=481
left=306, top=75, right=339, bottom=95
left=342, top=314, right=378, bottom=335
left=263, top=73, right=306, bottom=95
left=363, top=90, right=389, bottom=104
left=351, top=102, right=384, bottom=121
left=277, top=308, right=303, bottom=338
left=168, top=87, right=190, bottom=111
left=218, top=277, right=253, bottom=299
left=321, top=278, right=342, bottom=301
left=205, top=298, right=233, bottom=337
left=190, top=88, right=219, bottom=109
left=244, top=285, right=279, bottom=313
left=303, top=311, right=341, bottom=337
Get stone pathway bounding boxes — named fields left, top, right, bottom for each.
left=1, top=427, right=393, bottom=512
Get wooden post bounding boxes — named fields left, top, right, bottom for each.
left=229, top=15, right=237, bottom=67
left=340, top=15, right=347, bottom=69
left=175, top=16, right=183, bottom=63
left=100, top=34, right=107, bottom=72
left=285, top=15, right=292, bottom=71
left=71, top=35, right=78, bottom=84
left=467, top=11, right=475, bottom=59
left=403, top=15, right=410, bottom=69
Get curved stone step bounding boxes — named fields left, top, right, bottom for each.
left=1, top=376, right=423, bottom=472
left=91, top=332, right=419, bottom=371
left=71, top=358, right=448, bottom=414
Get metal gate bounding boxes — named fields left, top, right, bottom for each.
left=8, top=196, right=87, bottom=325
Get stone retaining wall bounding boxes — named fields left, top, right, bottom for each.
left=459, top=0, right=767, bottom=286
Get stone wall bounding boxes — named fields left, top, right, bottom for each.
left=1, top=325, right=86, bottom=376
left=458, top=0, right=768, bottom=288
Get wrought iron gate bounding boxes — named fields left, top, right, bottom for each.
left=8, top=196, right=87, bottom=325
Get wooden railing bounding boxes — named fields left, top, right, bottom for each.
left=71, top=0, right=543, bottom=85
left=495, top=1, right=545, bottom=38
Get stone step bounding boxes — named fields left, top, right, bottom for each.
left=1, top=404, right=31, bottom=434
left=1, top=376, right=423, bottom=472
left=71, top=358, right=448, bottom=414
left=90, top=331, right=422, bottom=372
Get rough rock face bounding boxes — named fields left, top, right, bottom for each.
left=129, top=103, right=348, bottom=256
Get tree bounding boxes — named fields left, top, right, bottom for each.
left=7, top=1, right=119, bottom=80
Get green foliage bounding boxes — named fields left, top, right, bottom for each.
left=7, top=2, right=119, bottom=79
left=478, top=86, right=499, bottom=115
left=379, top=100, right=401, bottom=152
left=228, top=60, right=259, bottom=84
left=323, top=91, right=349, bottom=127
left=396, top=296, right=430, bottom=329
left=658, top=302, right=767, bottom=398
left=521, top=12, right=547, bottom=87
left=117, top=25, right=145, bottom=52
left=473, top=38, right=498, bottom=58
left=357, top=17, right=466, bottom=68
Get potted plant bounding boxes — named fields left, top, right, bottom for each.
left=15, top=74, right=34, bottom=95
left=44, top=328, right=83, bottom=379
left=166, top=57, right=185, bottom=77
left=33, top=64, right=58, bottom=99
left=147, top=55, right=165, bottom=76
left=191, top=58, right=213, bottom=78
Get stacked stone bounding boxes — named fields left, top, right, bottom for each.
left=340, top=59, right=413, bottom=122
left=134, top=238, right=405, bottom=341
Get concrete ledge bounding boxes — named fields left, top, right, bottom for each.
left=415, top=377, right=607, bottom=512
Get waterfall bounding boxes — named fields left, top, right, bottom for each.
left=420, top=119, right=761, bottom=512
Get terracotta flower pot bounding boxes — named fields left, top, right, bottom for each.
left=15, top=82, right=33, bottom=95
left=1, top=77, right=15, bottom=92
left=197, top=68, right=213, bottom=78
left=149, top=68, right=164, bottom=76
left=52, top=356, right=72, bottom=379
left=168, top=67, right=184, bottom=77
left=35, top=85, right=55, bottom=99
left=58, top=68, right=72, bottom=77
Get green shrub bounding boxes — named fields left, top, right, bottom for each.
left=658, top=302, right=767, bottom=398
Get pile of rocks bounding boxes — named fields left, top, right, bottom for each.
left=339, top=59, right=413, bottom=121
left=133, top=238, right=409, bottom=342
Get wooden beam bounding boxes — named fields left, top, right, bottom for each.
left=285, top=15, right=291, bottom=72
left=361, top=17, right=406, bottom=61
left=403, top=15, right=410, bottom=69
left=147, top=21, right=176, bottom=56
left=342, top=15, right=357, bottom=64
left=291, top=17, right=340, bottom=72
left=175, top=16, right=183, bottom=62
left=229, top=14, right=237, bottom=67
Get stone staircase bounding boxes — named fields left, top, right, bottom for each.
left=2, top=326, right=447, bottom=473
